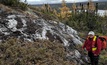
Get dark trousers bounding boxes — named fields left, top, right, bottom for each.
left=88, top=52, right=99, bottom=65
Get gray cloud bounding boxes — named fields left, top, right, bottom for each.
left=24, top=0, right=98, bottom=4
left=28, top=0, right=61, bottom=4
left=39, top=0, right=61, bottom=3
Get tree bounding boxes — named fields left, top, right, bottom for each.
left=62, top=0, right=66, bottom=7
left=95, top=3, right=98, bottom=14
left=72, top=2, right=77, bottom=14
left=41, top=4, right=53, bottom=14
left=81, top=4, right=84, bottom=12
left=88, top=0, right=95, bottom=13
left=58, top=0, right=70, bottom=19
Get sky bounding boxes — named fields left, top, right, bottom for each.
left=20, top=0, right=98, bottom=4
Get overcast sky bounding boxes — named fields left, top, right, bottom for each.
left=21, top=0, right=98, bottom=4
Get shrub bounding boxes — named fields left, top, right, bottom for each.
left=0, top=38, right=72, bottom=65
left=0, top=0, right=19, bottom=6
left=19, top=2, right=28, bottom=10
left=0, top=0, right=28, bottom=10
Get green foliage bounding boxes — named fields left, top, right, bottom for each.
left=99, top=50, right=107, bottom=65
left=0, top=0, right=28, bottom=10
left=19, top=2, right=28, bottom=10
left=0, top=38, right=72, bottom=65
left=0, top=0, right=19, bottom=6
left=66, top=11, right=107, bottom=35
left=67, top=12, right=88, bottom=31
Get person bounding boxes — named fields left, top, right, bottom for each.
left=82, top=31, right=102, bottom=65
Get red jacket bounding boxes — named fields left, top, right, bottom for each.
left=82, top=37, right=102, bottom=55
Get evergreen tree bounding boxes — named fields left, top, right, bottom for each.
left=95, top=3, right=98, bottom=14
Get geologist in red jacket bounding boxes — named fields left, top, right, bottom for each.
left=82, top=31, right=102, bottom=65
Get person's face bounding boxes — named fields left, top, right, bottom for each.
left=88, top=34, right=94, bottom=38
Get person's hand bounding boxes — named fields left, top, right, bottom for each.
left=94, top=54, right=98, bottom=56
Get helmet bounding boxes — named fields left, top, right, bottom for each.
left=88, top=31, right=95, bottom=36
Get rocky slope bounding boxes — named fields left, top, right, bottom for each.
left=0, top=4, right=87, bottom=65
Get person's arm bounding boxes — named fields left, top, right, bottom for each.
left=94, top=39, right=102, bottom=56
left=82, top=40, right=87, bottom=49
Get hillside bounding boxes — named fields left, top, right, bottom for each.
left=0, top=0, right=107, bottom=65
left=0, top=3, right=87, bottom=65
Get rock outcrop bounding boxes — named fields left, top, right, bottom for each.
left=0, top=4, right=87, bottom=65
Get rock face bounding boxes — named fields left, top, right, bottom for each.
left=0, top=4, right=87, bottom=65
left=0, top=11, right=82, bottom=46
